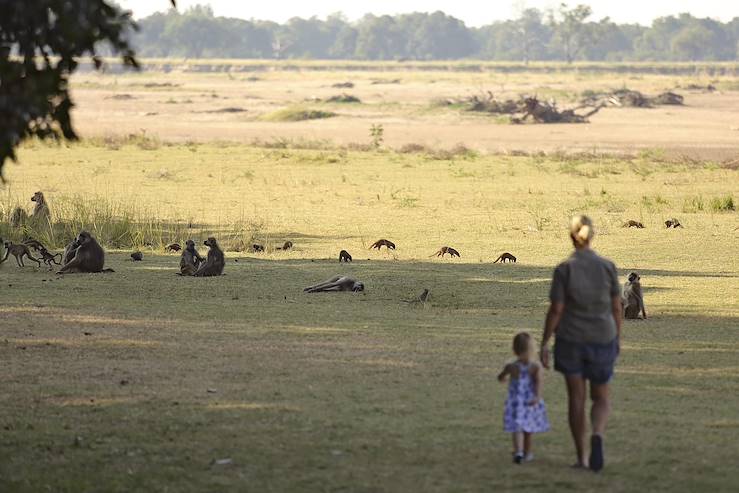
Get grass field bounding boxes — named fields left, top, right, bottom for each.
left=1, top=137, right=738, bottom=491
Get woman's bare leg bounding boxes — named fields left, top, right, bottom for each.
left=590, top=382, right=611, bottom=435
left=565, top=374, right=588, bottom=466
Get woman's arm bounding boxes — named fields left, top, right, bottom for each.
left=540, top=302, right=564, bottom=369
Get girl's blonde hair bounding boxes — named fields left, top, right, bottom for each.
left=569, top=214, right=594, bottom=247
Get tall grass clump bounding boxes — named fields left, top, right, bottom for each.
left=709, top=195, right=735, bottom=212
left=262, top=106, right=337, bottom=122
left=682, top=195, right=705, bottom=213
left=0, top=194, right=262, bottom=251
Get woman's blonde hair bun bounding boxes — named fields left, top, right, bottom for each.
left=570, top=215, right=594, bottom=246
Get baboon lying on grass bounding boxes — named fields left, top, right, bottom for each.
left=304, top=275, right=364, bottom=293
left=57, top=231, right=113, bottom=274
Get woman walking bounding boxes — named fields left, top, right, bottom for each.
left=539, top=215, right=622, bottom=472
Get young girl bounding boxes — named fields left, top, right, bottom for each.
left=498, top=332, right=550, bottom=464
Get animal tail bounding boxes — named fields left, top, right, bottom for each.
left=101, top=268, right=115, bottom=273
left=493, top=256, right=501, bottom=263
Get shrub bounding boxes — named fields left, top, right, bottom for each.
left=709, top=195, right=735, bottom=212
left=262, top=106, right=337, bottom=122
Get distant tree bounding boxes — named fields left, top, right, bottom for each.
left=516, top=8, right=550, bottom=64
left=671, top=24, right=718, bottom=60
left=0, top=0, right=172, bottom=180
left=552, top=3, right=593, bottom=63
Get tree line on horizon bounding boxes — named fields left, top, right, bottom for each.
left=130, top=4, right=739, bottom=62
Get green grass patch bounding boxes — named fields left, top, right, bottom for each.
left=262, top=106, right=337, bottom=122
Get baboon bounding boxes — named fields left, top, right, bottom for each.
left=36, top=248, right=62, bottom=268
left=370, top=239, right=396, bottom=250
left=250, top=244, right=265, bottom=253
left=277, top=241, right=293, bottom=251
left=193, top=237, right=225, bottom=277
left=30, top=192, right=50, bottom=224
left=432, top=246, right=460, bottom=258
left=23, top=239, right=61, bottom=267
left=665, top=218, right=683, bottom=228
left=494, top=252, right=517, bottom=263
left=10, top=207, right=28, bottom=228
left=621, top=220, right=645, bottom=229
left=131, top=251, right=143, bottom=261
left=304, top=275, right=364, bottom=293
left=165, top=243, right=182, bottom=252
left=62, top=238, right=80, bottom=265
left=339, top=250, right=352, bottom=262
left=178, top=240, right=205, bottom=276
left=622, top=272, right=647, bottom=320
left=57, top=231, right=112, bottom=274
left=2, top=242, right=41, bottom=267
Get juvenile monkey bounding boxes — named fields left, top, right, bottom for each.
left=339, top=250, right=352, bottom=262
left=194, top=237, right=225, bottom=277
left=24, top=240, right=62, bottom=267
left=165, top=243, right=182, bottom=252
left=251, top=244, right=265, bottom=253
left=131, top=251, right=143, bottom=261
left=494, top=252, right=517, bottom=263
left=304, top=275, right=364, bottom=293
left=277, top=241, right=293, bottom=251
left=370, top=239, right=396, bottom=250
left=178, top=240, right=205, bottom=276
left=622, top=272, right=647, bottom=320
left=57, top=231, right=113, bottom=274
left=37, top=248, right=62, bottom=267
left=432, top=246, right=460, bottom=258
left=621, top=220, right=644, bottom=228
left=2, top=242, right=41, bottom=267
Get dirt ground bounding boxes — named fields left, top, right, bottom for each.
left=70, top=65, right=739, bottom=161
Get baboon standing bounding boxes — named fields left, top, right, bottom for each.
left=665, top=218, right=683, bottom=229
left=194, top=237, right=225, bottom=277
left=179, top=240, right=205, bottom=276
left=622, top=272, right=647, bottom=319
left=57, top=231, right=112, bottom=274
left=2, top=242, right=41, bottom=267
left=277, top=241, right=293, bottom=251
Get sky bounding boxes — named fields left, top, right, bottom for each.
left=117, top=0, right=737, bottom=26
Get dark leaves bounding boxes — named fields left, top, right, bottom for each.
left=0, top=0, right=141, bottom=180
